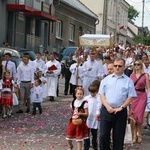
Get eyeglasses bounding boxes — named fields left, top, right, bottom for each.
left=134, top=63, right=141, bottom=66
left=114, top=65, right=123, bottom=68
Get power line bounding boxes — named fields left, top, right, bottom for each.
left=145, top=6, right=150, bottom=15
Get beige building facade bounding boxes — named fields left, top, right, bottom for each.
left=80, top=0, right=130, bottom=43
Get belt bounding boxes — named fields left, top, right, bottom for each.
left=135, top=88, right=145, bottom=92
left=21, top=81, right=31, bottom=83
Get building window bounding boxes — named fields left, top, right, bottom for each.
left=56, top=20, right=62, bottom=38
left=86, top=30, right=91, bottom=34
left=69, top=24, right=75, bottom=41
left=79, top=26, right=82, bottom=36
left=45, top=0, right=49, bottom=4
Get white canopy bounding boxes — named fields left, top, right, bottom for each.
left=79, top=34, right=114, bottom=47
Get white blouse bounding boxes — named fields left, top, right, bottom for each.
left=70, top=98, right=88, bottom=119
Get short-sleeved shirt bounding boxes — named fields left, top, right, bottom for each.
left=99, top=73, right=137, bottom=108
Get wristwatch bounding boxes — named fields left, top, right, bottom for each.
left=120, top=105, right=124, bottom=109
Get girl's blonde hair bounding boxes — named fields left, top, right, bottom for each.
left=132, top=59, right=145, bottom=74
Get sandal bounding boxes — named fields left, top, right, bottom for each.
left=132, top=136, right=137, bottom=144
left=137, top=135, right=142, bottom=144
left=68, top=145, right=73, bottom=150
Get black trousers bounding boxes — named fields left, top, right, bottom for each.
left=84, top=128, right=98, bottom=150
left=72, top=85, right=76, bottom=100
left=64, top=76, right=72, bottom=94
left=33, top=102, right=42, bottom=114
left=99, top=106, right=127, bottom=150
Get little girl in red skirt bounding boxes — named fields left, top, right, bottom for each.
left=66, top=87, right=89, bottom=150
left=0, top=71, right=13, bottom=118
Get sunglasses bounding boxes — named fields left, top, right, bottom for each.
left=134, top=63, right=141, bottom=66
left=114, top=65, right=123, bottom=68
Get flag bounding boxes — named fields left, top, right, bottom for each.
left=119, top=25, right=124, bottom=30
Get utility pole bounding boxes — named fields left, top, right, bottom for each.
left=115, top=0, right=119, bottom=43
left=141, top=0, right=145, bottom=43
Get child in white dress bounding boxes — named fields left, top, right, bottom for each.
left=30, top=79, right=43, bottom=115
left=37, top=70, right=47, bottom=100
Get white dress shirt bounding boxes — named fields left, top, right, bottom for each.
left=17, top=63, right=34, bottom=85
left=19, top=60, right=36, bottom=72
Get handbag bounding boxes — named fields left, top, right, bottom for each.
left=124, top=120, right=132, bottom=144
left=72, top=118, right=83, bottom=126
left=13, top=93, right=19, bottom=106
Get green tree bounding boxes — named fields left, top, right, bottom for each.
left=128, top=6, right=140, bottom=24
left=132, top=35, right=150, bottom=45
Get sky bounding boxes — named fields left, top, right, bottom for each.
left=126, top=0, right=150, bottom=30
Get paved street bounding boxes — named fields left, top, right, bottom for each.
left=0, top=80, right=150, bottom=150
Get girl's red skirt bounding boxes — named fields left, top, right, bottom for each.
left=0, top=91, right=13, bottom=105
left=66, top=119, right=89, bottom=140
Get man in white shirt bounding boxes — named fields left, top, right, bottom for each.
left=118, top=41, right=125, bottom=50
left=16, top=55, right=34, bottom=113
left=18, top=53, right=36, bottom=72
left=45, top=53, right=61, bottom=101
left=102, top=56, right=111, bottom=77
left=2, top=53, right=17, bottom=81
left=33, top=52, right=46, bottom=74
left=41, top=51, right=50, bottom=63
left=144, top=60, right=150, bottom=75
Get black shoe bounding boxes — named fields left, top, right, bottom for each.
left=16, top=110, right=23, bottom=114
left=64, top=93, right=67, bottom=95
left=49, top=96, right=54, bottom=101
left=32, top=112, right=36, bottom=115
left=39, top=109, right=42, bottom=114
left=7, top=113, right=12, bottom=118
left=25, top=108, right=30, bottom=113
left=143, top=125, right=150, bottom=130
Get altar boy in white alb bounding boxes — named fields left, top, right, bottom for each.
left=82, top=51, right=102, bottom=96
left=84, top=80, right=102, bottom=150
left=45, top=53, right=61, bottom=101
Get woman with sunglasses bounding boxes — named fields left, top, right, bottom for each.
left=130, top=59, right=150, bottom=144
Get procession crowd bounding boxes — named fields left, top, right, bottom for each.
left=0, top=41, right=150, bottom=150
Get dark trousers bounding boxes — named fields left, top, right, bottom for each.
left=72, top=85, right=76, bottom=100
left=99, top=106, right=127, bottom=150
left=33, top=102, right=42, bottom=114
left=64, top=76, right=72, bottom=94
left=84, top=128, right=98, bottom=150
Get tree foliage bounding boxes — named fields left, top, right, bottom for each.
left=132, top=35, right=150, bottom=45
left=128, top=6, right=140, bottom=23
